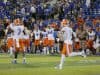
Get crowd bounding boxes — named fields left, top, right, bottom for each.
left=0, top=0, right=99, bottom=55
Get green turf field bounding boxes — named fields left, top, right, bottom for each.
left=0, top=54, right=100, bottom=75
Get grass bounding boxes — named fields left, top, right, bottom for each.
left=0, top=54, right=100, bottom=75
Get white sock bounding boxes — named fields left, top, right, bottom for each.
left=43, top=47, right=46, bottom=54
left=10, top=47, right=13, bottom=56
left=46, top=47, right=49, bottom=54
left=51, top=47, right=54, bottom=53
left=23, top=57, right=26, bottom=62
left=16, top=39, right=19, bottom=47
left=24, top=47, right=26, bottom=52
left=59, top=54, right=65, bottom=68
left=57, top=43, right=60, bottom=53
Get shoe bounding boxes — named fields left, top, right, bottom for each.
left=22, top=59, right=26, bottom=64
left=12, top=60, right=17, bottom=64
left=54, top=65, right=62, bottom=70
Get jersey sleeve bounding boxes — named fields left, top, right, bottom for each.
left=73, top=31, right=76, bottom=38
left=9, top=23, right=14, bottom=30
left=61, top=27, right=65, bottom=32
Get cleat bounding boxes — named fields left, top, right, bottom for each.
left=22, top=60, right=26, bottom=64
left=54, top=65, right=62, bottom=70
left=22, top=59, right=26, bottom=64
left=12, top=60, right=17, bottom=64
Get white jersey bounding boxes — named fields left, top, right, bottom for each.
left=7, top=24, right=24, bottom=47
left=34, top=30, right=41, bottom=40
left=61, top=26, right=73, bottom=44
left=9, top=23, right=14, bottom=29
left=42, top=31, right=48, bottom=39
left=88, top=31, right=95, bottom=40
left=7, top=23, right=14, bottom=38
left=47, top=28, right=54, bottom=40
left=11, top=25, right=24, bottom=39
left=23, top=34, right=30, bottom=39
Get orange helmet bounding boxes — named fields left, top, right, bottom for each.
left=14, top=18, right=21, bottom=25
left=61, top=19, right=69, bottom=26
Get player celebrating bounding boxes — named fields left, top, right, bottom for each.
left=23, top=27, right=30, bottom=53
left=55, top=19, right=86, bottom=69
left=6, top=20, right=14, bottom=57
left=6, top=18, right=26, bottom=64
left=46, top=25, right=55, bottom=54
left=42, top=28, right=49, bottom=54
left=32, top=25, right=42, bottom=54
left=86, top=27, right=96, bottom=55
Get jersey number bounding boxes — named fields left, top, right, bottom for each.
left=17, top=28, right=21, bottom=35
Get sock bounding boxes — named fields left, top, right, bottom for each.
left=47, top=47, right=49, bottom=54
left=59, top=54, right=65, bottom=68
left=23, top=52, right=26, bottom=63
left=51, top=47, right=54, bottom=53
left=16, top=39, right=19, bottom=47
left=24, top=47, right=26, bottom=52
left=56, top=43, right=60, bottom=53
left=43, top=47, right=46, bottom=54
left=23, top=57, right=26, bottom=62
left=15, top=52, right=18, bottom=59
left=28, top=47, right=30, bottom=53
left=10, top=47, right=13, bottom=56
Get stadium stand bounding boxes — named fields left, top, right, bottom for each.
left=0, top=0, right=99, bottom=55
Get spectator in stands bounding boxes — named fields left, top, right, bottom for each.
left=30, top=4, right=36, bottom=19
left=0, top=19, right=5, bottom=38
